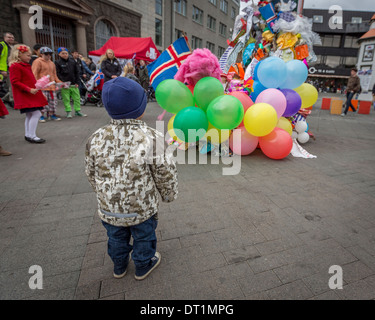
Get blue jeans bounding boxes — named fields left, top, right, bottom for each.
left=102, top=216, right=158, bottom=275
left=344, top=92, right=356, bottom=114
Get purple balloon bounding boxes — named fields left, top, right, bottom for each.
left=280, top=89, right=302, bottom=117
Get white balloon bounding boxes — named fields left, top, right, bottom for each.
left=291, top=131, right=298, bottom=140
left=295, top=121, right=308, bottom=133
left=298, top=132, right=310, bottom=144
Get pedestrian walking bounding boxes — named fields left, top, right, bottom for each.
left=341, top=68, right=361, bottom=116
left=138, top=59, right=150, bottom=92
left=8, top=44, right=47, bottom=144
left=55, top=47, right=87, bottom=118
left=32, top=46, right=62, bottom=122
left=0, top=32, right=15, bottom=108
left=0, top=97, right=12, bottom=156
left=85, top=77, right=178, bottom=280
left=372, top=83, right=375, bottom=110
left=100, top=49, right=122, bottom=83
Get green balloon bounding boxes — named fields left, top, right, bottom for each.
left=155, top=80, right=194, bottom=114
left=194, top=77, right=224, bottom=112
left=207, top=95, right=244, bottom=130
left=173, top=107, right=208, bottom=143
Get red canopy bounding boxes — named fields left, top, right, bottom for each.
left=89, top=37, right=160, bottom=62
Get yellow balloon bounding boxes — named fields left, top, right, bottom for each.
left=167, top=116, right=184, bottom=143
left=294, top=83, right=318, bottom=109
left=244, top=103, right=278, bottom=137
left=277, top=117, right=293, bottom=136
left=204, top=122, right=232, bottom=144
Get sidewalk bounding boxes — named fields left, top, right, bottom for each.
left=1, top=96, right=375, bottom=300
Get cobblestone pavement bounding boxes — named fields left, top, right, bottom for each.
left=0, top=94, right=375, bottom=300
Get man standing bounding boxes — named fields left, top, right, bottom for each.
left=341, top=68, right=361, bottom=116
left=138, top=60, right=150, bottom=92
left=55, top=47, right=87, bottom=118
left=0, top=32, right=15, bottom=107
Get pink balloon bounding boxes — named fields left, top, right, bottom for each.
left=255, top=89, right=287, bottom=119
left=229, top=126, right=259, bottom=156
left=229, top=91, right=254, bottom=127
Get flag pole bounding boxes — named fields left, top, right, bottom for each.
left=182, top=31, right=193, bottom=53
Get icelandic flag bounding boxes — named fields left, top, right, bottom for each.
left=93, top=69, right=104, bottom=86
left=147, top=37, right=191, bottom=90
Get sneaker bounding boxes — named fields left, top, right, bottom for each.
left=50, top=114, right=61, bottom=121
left=340, top=113, right=346, bottom=117
left=113, top=269, right=127, bottom=279
left=39, top=116, right=46, bottom=123
left=75, top=111, right=87, bottom=117
left=135, top=252, right=161, bottom=281
left=66, top=112, right=73, bottom=119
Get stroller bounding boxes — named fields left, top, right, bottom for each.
left=147, top=85, right=155, bottom=102
left=84, top=70, right=105, bottom=107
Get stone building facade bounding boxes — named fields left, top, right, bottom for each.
left=1, top=0, right=240, bottom=59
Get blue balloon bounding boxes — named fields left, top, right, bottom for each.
left=279, top=60, right=308, bottom=89
left=253, top=60, right=262, bottom=81
left=258, top=57, right=287, bottom=89
left=250, top=81, right=267, bottom=101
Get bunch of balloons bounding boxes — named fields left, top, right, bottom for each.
left=156, top=77, right=245, bottom=145
left=155, top=56, right=318, bottom=160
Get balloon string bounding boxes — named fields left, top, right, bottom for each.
left=157, top=110, right=167, bottom=121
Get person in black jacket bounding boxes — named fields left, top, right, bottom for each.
left=55, top=47, right=86, bottom=118
left=100, top=49, right=122, bottom=82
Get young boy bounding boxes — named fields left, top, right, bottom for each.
left=55, top=47, right=86, bottom=118
left=32, top=46, right=62, bottom=122
left=85, top=77, right=178, bottom=280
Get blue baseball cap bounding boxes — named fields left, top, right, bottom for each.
left=57, top=47, right=68, bottom=54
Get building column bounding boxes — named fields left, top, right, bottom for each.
left=14, top=5, right=36, bottom=47
left=75, top=20, right=89, bottom=56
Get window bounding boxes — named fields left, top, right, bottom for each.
left=351, top=17, right=362, bottom=24
left=321, top=35, right=341, bottom=47
left=95, top=19, right=116, bottom=50
left=206, top=41, right=215, bottom=53
left=155, top=0, right=162, bottom=16
left=192, top=6, right=204, bottom=24
left=343, top=56, right=357, bottom=67
left=175, top=0, right=187, bottom=16
left=209, top=0, right=217, bottom=6
left=207, top=15, right=216, bottom=31
left=220, top=0, right=228, bottom=14
left=155, top=19, right=162, bottom=46
left=325, top=56, right=340, bottom=68
left=218, top=46, right=226, bottom=57
left=344, top=36, right=360, bottom=49
left=192, top=36, right=202, bottom=49
left=175, top=29, right=184, bottom=41
left=231, top=7, right=236, bottom=19
left=313, top=15, right=323, bottom=23
left=219, top=23, right=227, bottom=37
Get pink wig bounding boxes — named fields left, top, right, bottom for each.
left=174, top=48, right=222, bottom=86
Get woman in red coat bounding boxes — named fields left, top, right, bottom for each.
left=9, top=44, right=47, bottom=143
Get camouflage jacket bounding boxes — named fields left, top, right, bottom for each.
left=85, top=119, right=178, bottom=227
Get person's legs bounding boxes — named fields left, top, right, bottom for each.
left=25, top=112, right=32, bottom=138
left=71, top=87, right=81, bottom=112
left=130, top=216, right=160, bottom=280
left=61, top=88, right=72, bottom=113
left=343, top=92, right=355, bottom=115
left=28, top=110, right=42, bottom=139
left=102, top=221, right=133, bottom=277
